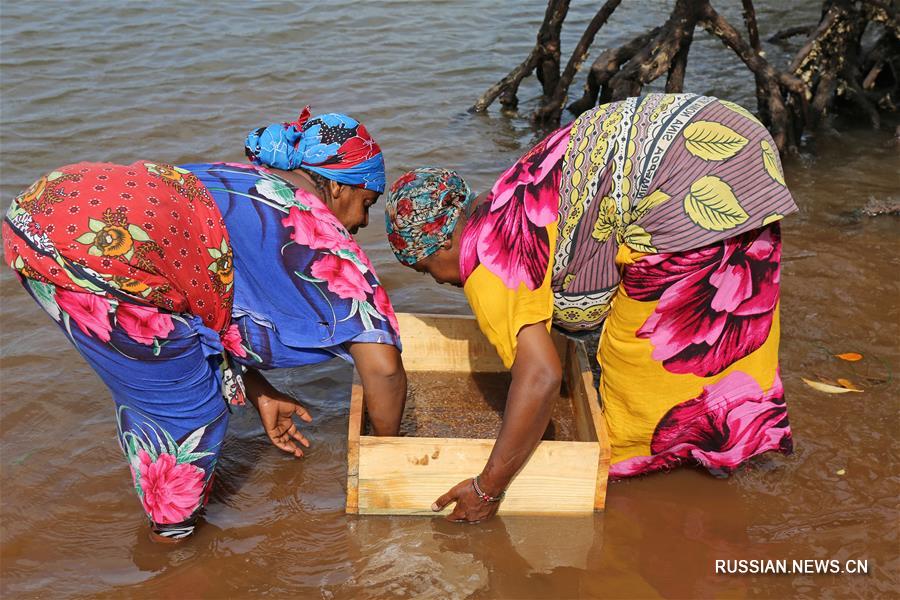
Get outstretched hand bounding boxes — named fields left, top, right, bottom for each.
left=244, top=368, right=313, bottom=458
left=255, top=393, right=312, bottom=457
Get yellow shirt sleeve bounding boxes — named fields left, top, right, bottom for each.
left=463, top=223, right=556, bottom=369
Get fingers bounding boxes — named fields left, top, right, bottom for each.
left=446, top=501, right=469, bottom=523
left=268, top=421, right=307, bottom=458
left=259, top=399, right=313, bottom=458
left=294, top=403, right=313, bottom=423
left=432, top=479, right=470, bottom=512
left=268, top=432, right=304, bottom=458
left=286, top=423, right=310, bottom=448
left=432, top=488, right=458, bottom=512
left=433, top=479, right=498, bottom=524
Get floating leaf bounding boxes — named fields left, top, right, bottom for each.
left=835, top=352, right=863, bottom=362
left=683, top=121, right=748, bottom=161
left=836, top=469, right=846, bottom=476
left=801, top=378, right=862, bottom=394
left=836, top=378, right=863, bottom=391
left=761, top=140, right=785, bottom=186
left=684, top=176, right=749, bottom=231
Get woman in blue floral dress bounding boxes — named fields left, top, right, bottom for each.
left=3, top=108, right=406, bottom=541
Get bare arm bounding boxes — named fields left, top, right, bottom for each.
left=433, top=322, right=562, bottom=522
left=347, top=342, right=407, bottom=436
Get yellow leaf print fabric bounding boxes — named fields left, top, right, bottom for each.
left=551, top=93, right=797, bottom=333
left=761, top=140, right=786, bottom=186
left=683, top=121, right=749, bottom=161
left=683, top=176, right=749, bottom=231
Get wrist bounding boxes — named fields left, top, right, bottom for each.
left=476, top=470, right=507, bottom=498
left=472, top=475, right=505, bottom=503
left=243, top=368, right=270, bottom=403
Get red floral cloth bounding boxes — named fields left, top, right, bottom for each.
left=3, top=161, right=234, bottom=335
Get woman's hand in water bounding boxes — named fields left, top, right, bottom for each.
left=432, top=478, right=502, bottom=523
left=244, top=368, right=313, bottom=457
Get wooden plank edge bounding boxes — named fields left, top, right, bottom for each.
left=573, top=341, right=611, bottom=511
left=345, top=372, right=364, bottom=514
left=356, top=435, right=598, bottom=448
left=355, top=506, right=597, bottom=516
left=356, top=436, right=599, bottom=514
left=566, top=339, right=596, bottom=443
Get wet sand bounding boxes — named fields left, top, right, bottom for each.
left=383, top=372, right=578, bottom=441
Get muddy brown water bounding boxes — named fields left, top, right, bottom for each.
left=1, top=2, right=898, bottom=598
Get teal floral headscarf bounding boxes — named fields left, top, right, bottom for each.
left=385, top=167, right=474, bottom=265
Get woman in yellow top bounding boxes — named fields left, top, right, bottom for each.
left=385, top=93, right=796, bottom=523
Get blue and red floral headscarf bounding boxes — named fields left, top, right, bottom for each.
left=385, top=167, right=474, bottom=266
left=244, top=106, right=385, bottom=193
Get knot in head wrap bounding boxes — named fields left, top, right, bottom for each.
left=244, top=106, right=385, bottom=193
left=385, top=167, right=474, bottom=266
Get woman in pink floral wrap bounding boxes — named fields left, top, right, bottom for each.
left=4, top=109, right=407, bottom=541
left=385, top=93, right=795, bottom=523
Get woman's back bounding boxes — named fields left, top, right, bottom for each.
left=181, top=161, right=399, bottom=369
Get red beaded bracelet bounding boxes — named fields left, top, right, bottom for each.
left=472, top=475, right=505, bottom=503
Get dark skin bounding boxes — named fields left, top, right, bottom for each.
left=243, top=168, right=404, bottom=449
left=274, top=168, right=378, bottom=234
left=149, top=167, right=404, bottom=543
left=243, top=342, right=406, bottom=455
left=412, top=207, right=563, bottom=523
